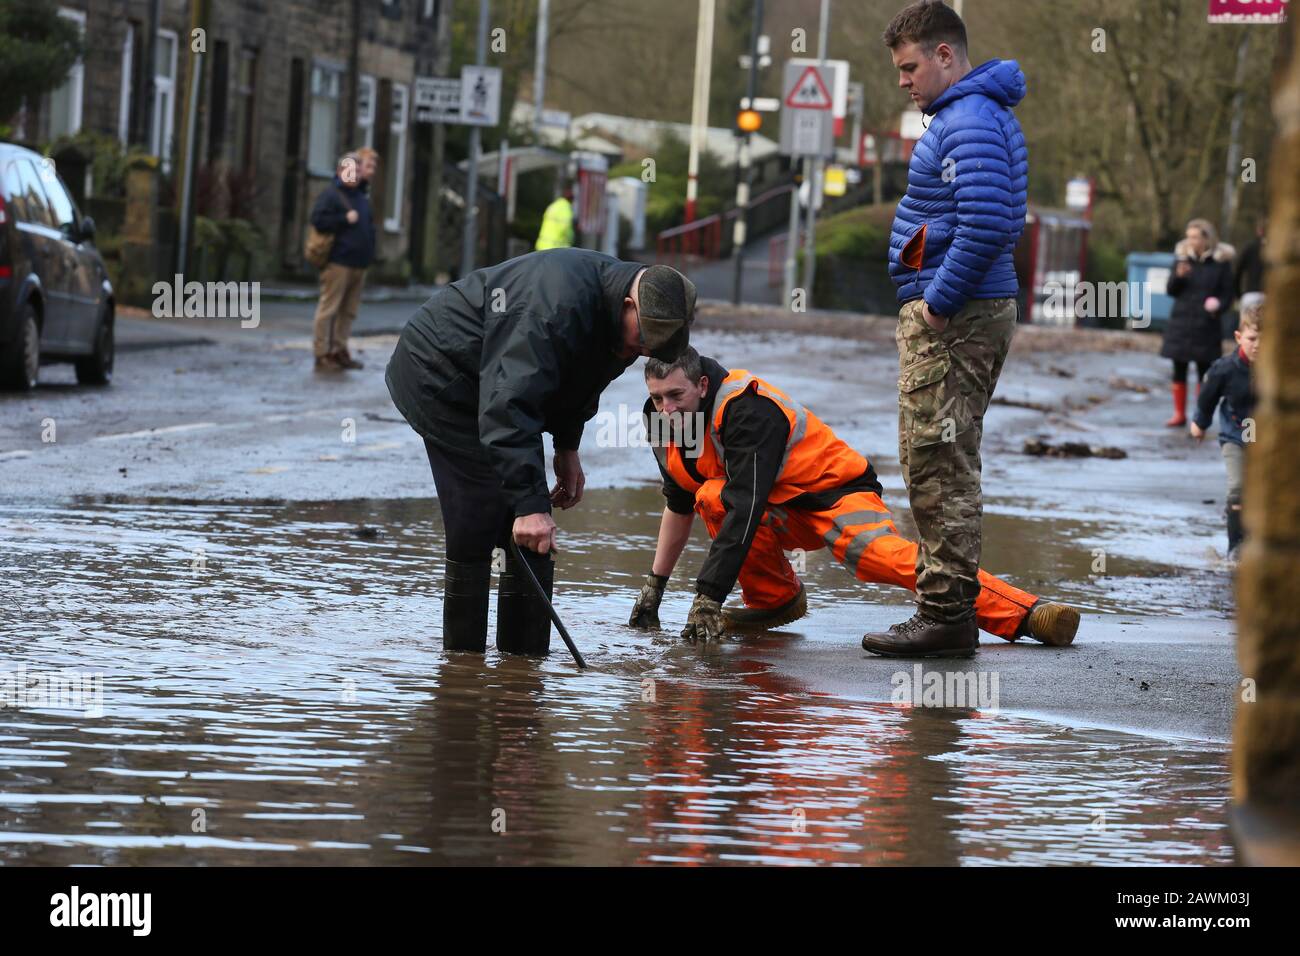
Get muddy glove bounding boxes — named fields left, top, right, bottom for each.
left=681, top=593, right=725, bottom=643
left=629, top=573, right=669, bottom=628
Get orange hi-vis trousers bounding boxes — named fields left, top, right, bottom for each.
left=693, top=479, right=1037, bottom=640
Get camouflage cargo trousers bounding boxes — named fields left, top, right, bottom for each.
left=895, top=296, right=1018, bottom=623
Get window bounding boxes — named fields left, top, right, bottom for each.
left=308, top=62, right=343, bottom=177
left=232, top=48, right=258, bottom=171
left=48, top=8, right=86, bottom=138
left=151, top=30, right=179, bottom=172
left=16, top=160, right=56, bottom=229
left=40, top=167, right=79, bottom=236
left=208, top=40, right=229, bottom=163
left=1, top=162, right=30, bottom=222
left=423, top=0, right=440, bottom=18
left=384, top=84, right=408, bottom=232
left=357, top=75, right=376, bottom=151
left=118, top=23, right=135, bottom=145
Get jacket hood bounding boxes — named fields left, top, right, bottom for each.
left=928, top=58, right=1026, bottom=115
left=1175, top=238, right=1236, bottom=263
left=333, top=175, right=370, bottom=194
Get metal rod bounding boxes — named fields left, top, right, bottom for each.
left=510, top=539, right=586, bottom=669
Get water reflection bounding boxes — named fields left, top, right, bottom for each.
left=0, top=494, right=1232, bottom=865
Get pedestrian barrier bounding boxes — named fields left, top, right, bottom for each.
left=655, top=183, right=797, bottom=271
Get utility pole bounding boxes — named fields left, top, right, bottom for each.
left=176, top=0, right=208, bottom=275
left=801, top=0, right=830, bottom=310
left=730, top=0, right=763, bottom=305
left=533, top=0, right=549, bottom=134
left=1222, top=31, right=1251, bottom=238
left=782, top=165, right=801, bottom=308
left=138, top=0, right=162, bottom=149
left=460, top=0, right=490, bottom=277
left=685, top=0, right=715, bottom=223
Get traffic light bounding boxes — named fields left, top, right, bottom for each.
left=737, top=109, right=762, bottom=133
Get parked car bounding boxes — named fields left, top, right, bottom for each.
left=0, top=141, right=114, bottom=390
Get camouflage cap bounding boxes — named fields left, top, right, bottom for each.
left=637, top=265, right=696, bottom=361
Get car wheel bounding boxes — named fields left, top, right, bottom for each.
left=75, top=304, right=114, bottom=386
left=0, top=302, right=40, bottom=391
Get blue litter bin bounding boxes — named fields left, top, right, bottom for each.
left=1125, top=251, right=1176, bottom=332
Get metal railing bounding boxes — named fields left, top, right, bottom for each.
left=655, top=181, right=797, bottom=269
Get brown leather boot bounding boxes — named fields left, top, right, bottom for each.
left=1016, top=600, right=1080, bottom=646
left=723, top=583, right=808, bottom=632
left=314, top=354, right=343, bottom=373
left=332, top=349, right=364, bottom=370
left=862, top=612, right=979, bottom=658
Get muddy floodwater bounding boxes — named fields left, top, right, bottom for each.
left=0, top=489, right=1234, bottom=865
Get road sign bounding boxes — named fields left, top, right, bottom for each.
left=539, top=108, right=571, bottom=129
left=785, top=65, right=833, bottom=109
left=414, top=76, right=462, bottom=123
left=1207, top=0, right=1286, bottom=23
left=779, top=60, right=836, bottom=157
left=823, top=164, right=847, bottom=197
left=460, top=65, right=502, bottom=127
left=789, top=110, right=830, bottom=156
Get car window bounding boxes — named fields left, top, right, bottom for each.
left=1, top=161, right=28, bottom=220
left=40, top=165, right=79, bottom=234
left=15, top=160, right=56, bottom=229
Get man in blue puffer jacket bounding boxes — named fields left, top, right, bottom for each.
left=863, top=1, right=1080, bottom=659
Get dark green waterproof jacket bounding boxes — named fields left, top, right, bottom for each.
left=385, top=249, right=645, bottom=517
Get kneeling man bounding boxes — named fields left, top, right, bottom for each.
left=628, top=348, right=1079, bottom=656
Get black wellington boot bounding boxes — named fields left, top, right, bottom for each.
left=496, top=547, right=553, bottom=656
left=443, top=558, right=491, bottom=652
left=1226, top=506, right=1244, bottom=560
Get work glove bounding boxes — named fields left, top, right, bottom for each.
left=629, top=573, right=669, bottom=628
left=681, top=593, right=725, bottom=643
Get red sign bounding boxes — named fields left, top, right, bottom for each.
left=784, top=66, right=833, bottom=110
left=1208, top=0, right=1287, bottom=23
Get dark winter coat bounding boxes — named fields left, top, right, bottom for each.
left=385, top=249, right=645, bottom=517
left=1193, top=348, right=1255, bottom=447
left=309, top=176, right=376, bottom=269
left=1162, top=243, right=1234, bottom=365
left=1234, top=237, right=1265, bottom=299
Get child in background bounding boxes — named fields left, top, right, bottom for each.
left=1191, top=292, right=1262, bottom=562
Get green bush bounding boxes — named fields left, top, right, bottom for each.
left=812, top=202, right=895, bottom=261
left=1087, top=235, right=1128, bottom=285
left=610, top=130, right=732, bottom=239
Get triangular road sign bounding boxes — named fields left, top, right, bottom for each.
left=784, top=65, right=833, bottom=110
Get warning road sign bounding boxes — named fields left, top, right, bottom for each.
left=785, top=65, right=833, bottom=110
left=779, top=61, right=838, bottom=157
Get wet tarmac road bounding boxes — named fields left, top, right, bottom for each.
left=0, top=308, right=1240, bottom=864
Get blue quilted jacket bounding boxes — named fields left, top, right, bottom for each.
left=888, top=59, right=1029, bottom=318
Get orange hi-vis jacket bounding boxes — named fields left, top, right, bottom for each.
left=655, top=369, right=870, bottom=501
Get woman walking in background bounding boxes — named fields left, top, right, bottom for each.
left=1161, top=218, right=1235, bottom=427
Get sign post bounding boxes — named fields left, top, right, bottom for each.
left=413, top=76, right=462, bottom=124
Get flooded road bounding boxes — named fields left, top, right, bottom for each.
left=0, top=492, right=1234, bottom=865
